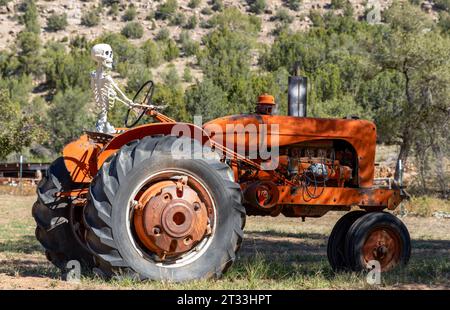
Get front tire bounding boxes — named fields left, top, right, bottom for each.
left=345, top=212, right=411, bottom=272
left=327, top=211, right=366, bottom=271
left=84, top=136, right=246, bottom=281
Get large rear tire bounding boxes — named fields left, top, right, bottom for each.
left=32, top=157, right=95, bottom=271
left=84, top=136, right=246, bottom=281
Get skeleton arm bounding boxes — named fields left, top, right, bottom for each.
left=106, top=75, right=135, bottom=107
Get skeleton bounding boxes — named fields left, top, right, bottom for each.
left=90, top=43, right=134, bottom=134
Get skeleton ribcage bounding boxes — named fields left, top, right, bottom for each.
left=92, top=76, right=116, bottom=113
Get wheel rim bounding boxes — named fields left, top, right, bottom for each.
left=362, top=226, right=402, bottom=271
left=129, top=171, right=216, bottom=266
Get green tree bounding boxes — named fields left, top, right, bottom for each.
left=0, top=90, right=43, bottom=159
left=377, top=2, right=449, bottom=178
left=185, top=78, right=229, bottom=121
left=46, top=88, right=94, bottom=152
left=164, top=65, right=180, bottom=85
left=20, top=0, right=40, bottom=34
left=178, top=31, right=200, bottom=56
left=42, top=41, right=92, bottom=92
left=17, top=31, right=44, bottom=76
left=183, top=67, right=193, bottom=82
left=126, top=65, right=152, bottom=93
left=163, top=39, right=180, bottom=61
left=141, top=39, right=162, bottom=67
left=153, top=83, right=188, bottom=121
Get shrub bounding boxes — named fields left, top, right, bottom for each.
left=183, top=67, right=193, bottom=82
left=126, top=65, right=152, bottom=93
left=249, top=0, right=266, bottom=14
left=184, top=15, right=197, bottom=29
left=108, top=3, right=119, bottom=16
left=122, top=4, right=137, bottom=21
left=434, top=0, right=450, bottom=11
left=201, top=6, right=212, bottom=15
left=146, top=11, right=155, bottom=21
left=309, top=9, right=324, bottom=27
left=171, top=12, right=186, bottom=26
left=121, top=22, right=144, bottom=39
left=330, top=0, right=346, bottom=9
left=81, top=8, right=101, bottom=27
left=188, top=0, right=200, bottom=9
left=163, top=39, right=180, bottom=61
left=155, top=0, right=178, bottom=20
left=46, top=13, right=68, bottom=32
left=141, top=39, right=162, bottom=67
left=164, top=65, right=180, bottom=85
left=155, top=27, right=170, bottom=41
left=286, top=0, right=301, bottom=11
left=178, top=31, right=200, bottom=56
left=274, top=8, right=293, bottom=23
left=211, top=0, right=224, bottom=12
left=438, top=11, right=450, bottom=33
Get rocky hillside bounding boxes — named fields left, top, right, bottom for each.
left=0, top=0, right=399, bottom=79
left=0, top=1, right=397, bottom=47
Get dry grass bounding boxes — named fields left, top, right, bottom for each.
left=0, top=194, right=448, bottom=290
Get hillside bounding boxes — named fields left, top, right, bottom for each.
left=1, top=0, right=398, bottom=82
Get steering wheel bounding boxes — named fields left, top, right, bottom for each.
left=124, top=80, right=155, bottom=128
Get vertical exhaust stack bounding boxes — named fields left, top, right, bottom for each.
left=288, top=64, right=307, bottom=117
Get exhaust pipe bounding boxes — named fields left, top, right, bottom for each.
left=288, top=64, right=307, bottom=117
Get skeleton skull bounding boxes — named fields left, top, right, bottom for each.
left=91, top=43, right=113, bottom=69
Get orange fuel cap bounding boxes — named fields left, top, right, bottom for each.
left=258, top=94, right=275, bottom=105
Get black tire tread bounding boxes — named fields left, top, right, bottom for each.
left=84, top=136, right=245, bottom=280
left=344, top=211, right=411, bottom=271
left=327, top=210, right=366, bottom=271
left=32, top=157, right=95, bottom=270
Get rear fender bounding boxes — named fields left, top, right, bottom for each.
left=97, top=123, right=212, bottom=170
left=63, top=123, right=212, bottom=186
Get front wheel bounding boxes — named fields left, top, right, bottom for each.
left=84, top=136, right=245, bottom=281
left=345, top=212, right=411, bottom=272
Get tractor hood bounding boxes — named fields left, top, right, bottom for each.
left=204, top=114, right=377, bottom=149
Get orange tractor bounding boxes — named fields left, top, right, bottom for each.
left=33, top=75, right=411, bottom=281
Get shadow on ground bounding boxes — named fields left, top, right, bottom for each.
left=235, top=229, right=450, bottom=285
left=0, top=231, right=449, bottom=286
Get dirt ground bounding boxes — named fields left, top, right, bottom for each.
left=0, top=194, right=449, bottom=290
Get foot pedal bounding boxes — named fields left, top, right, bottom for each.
left=85, top=131, right=114, bottom=144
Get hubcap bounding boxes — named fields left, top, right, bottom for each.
left=362, top=227, right=402, bottom=271
left=133, top=175, right=213, bottom=261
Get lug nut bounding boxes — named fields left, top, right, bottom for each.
left=153, top=226, right=161, bottom=235
left=193, top=202, right=200, bottom=211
